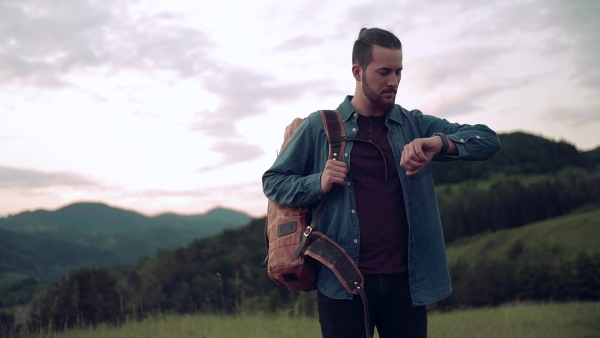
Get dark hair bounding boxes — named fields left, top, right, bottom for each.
left=352, top=27, right=402, bottom=70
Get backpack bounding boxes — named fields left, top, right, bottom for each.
left=264, top=110, right=386, bottom=338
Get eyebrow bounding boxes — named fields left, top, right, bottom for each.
left=378, top=67, right=403, bottom=72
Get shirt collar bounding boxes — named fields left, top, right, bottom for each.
left=338, top=95, right=403, bottom=125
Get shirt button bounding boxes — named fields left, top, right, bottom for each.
left=346, top=182, right=351, bottom=186
left=460, top=139, right=465, bottom=142
left=351, top=209, right=356, bottom=214
left=353, top=239, right=358, bottom=244
left=344, top=153, right=348, bottom=157
left=476, top=135, right=481, bottom=139
left=352, top=128, right=357, bottom=132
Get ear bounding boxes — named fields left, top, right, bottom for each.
left=352, top=64, right=362, bottom=81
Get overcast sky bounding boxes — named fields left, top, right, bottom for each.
left=1, top=0, right=599, bottom=218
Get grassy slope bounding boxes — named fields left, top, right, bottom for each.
left=33, top=302, right=600, bottom=338
left=445, top=208, right=600, bottom=264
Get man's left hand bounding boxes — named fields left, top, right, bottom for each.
left=400, top=137, right=445, bottom=175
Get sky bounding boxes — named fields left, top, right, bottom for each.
left=1, top=0, right=599, bottom=219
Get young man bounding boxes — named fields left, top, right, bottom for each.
left=262, top=27, right=501, bottom=338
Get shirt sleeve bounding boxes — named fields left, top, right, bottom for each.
left=262, top=115, right=327, bottom=207
left=413, top=110, right=502, bottom=161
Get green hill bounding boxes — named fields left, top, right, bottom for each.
left=439, top=207, right=600, bottom=308
left=446, top=208, right=600, bottom=264
left=0, top=203, right=252, bottom=279
left=0, top=202, right=251, bottom=236
left=0, top=227, right=123, bottom=279
left=430, top=131, right=599, bottom=184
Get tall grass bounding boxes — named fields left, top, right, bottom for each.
left=28, top=302, right=600, bottom=338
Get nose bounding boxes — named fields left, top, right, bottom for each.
left=387, top=73, right=401, bottom=86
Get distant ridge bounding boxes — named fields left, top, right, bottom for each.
left=0, top=202, right=251, bottom=233
left=0, top=202, right=253, bottom=278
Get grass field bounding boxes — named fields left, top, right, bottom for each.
left=29, top=302, right=600, bottom=338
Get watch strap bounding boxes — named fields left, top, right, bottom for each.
left=433, top=133, right=449, bottom=155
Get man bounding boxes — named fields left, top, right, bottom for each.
left=262, top=27, right=501, bottom=338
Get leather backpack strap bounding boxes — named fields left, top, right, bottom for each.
left=318, top=109, right=372, bottom=338
left=291, top=109, right=341, bottom=260
left=305, top=232, right=371, bottom=338
left=321, top=109, right=387, bottom=182
left=320, top=110, right=345, bottom=160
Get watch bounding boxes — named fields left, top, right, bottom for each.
left=433, top=133, right=449, bottom=155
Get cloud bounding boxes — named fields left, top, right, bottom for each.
left=188, top=66, right=331, bottom=166
left=192, top=67, right=329, bottom=134
left=0, top=165, right=100, bottom=188
left=452, top=0, right=600, bottom=90
left=198, top=141, right=265, bottom=171
left=276, top=35, right=326, bottom=52
left=0, top=0, right=213, bottom=87
left=544, top=106, right=600, bottom=126
left=420, top=82, right=502, bottom=117
left=409, top=45, right=506, bottom=91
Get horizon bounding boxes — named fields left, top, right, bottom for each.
left=1, top=0, right=599, bottom=219
left=0, top=200, right=260, bottom=219
left=2, top=128, right=596, bottom=219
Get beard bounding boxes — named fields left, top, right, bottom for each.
left=362, top=73, right=397, bottom=114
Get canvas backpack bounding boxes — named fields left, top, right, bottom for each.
left=264, top=109, right=387, bottom=338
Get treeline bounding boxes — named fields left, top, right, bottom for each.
left=438, top=167, right=600, bottom=243
left=439, top=243, right=600, bottom=309
left=430, top=131, right=599, bottom=184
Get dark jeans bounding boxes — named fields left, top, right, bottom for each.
left=317, top=273, right=427, bottom=338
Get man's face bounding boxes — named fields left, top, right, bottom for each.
left=360, top=45, right=403, bottom=113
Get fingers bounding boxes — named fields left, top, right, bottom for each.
left=400, top=139, right=435, bottom=175
left=320, top=159, right=348, bottom=193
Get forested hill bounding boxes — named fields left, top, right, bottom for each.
left=0, top=202, right=251, bottom=234
left=430, top=132, right=600, bottom=244
left=430, top=131, right=600, bottom=184
left=0, top=203, right=252, bottom=268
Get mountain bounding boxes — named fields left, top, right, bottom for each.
left=0, top=203, right=251, bottom=234
left=0, top=227, right=124, bottom=279
left=0, top=203, right=253, bottom=273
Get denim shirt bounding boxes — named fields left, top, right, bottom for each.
left=262, top=96, right=501, bottom=305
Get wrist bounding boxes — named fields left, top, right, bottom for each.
left=432, top=133, right=449, bottom=155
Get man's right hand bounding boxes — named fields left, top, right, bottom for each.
left=320, top=159, right=348, bottom=193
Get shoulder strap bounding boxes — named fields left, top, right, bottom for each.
left=291, top=109, right=342, bottom=261
left=320, top=109, right=345, bottom=160
left=321, top=109, right=388, bottom=182
left=312, top=110, right=372, bottom=338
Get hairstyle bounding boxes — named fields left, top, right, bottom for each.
left=352, top=27, right=402, bottom=70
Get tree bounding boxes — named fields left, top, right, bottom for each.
left=37, top=266, right=124, bottom=331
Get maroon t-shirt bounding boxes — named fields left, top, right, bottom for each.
left=351, top=114, right=408, bottom=275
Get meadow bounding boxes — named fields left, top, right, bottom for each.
left=29, top=301, right=600, bottom=338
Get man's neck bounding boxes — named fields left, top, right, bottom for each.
left=350, top=94, right=386, bottom=117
